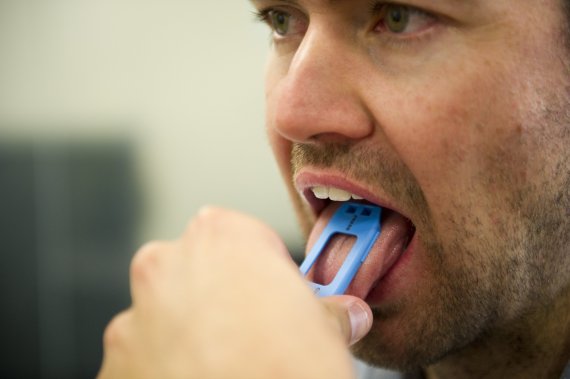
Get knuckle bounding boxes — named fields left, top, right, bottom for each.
left=194, top=206, right=261, bottom=230
left=197, top=205, right=225, bottom=219
left=103, top=310, right=132, bottom=349
left=185, top=206, right=227, bottom=234
left=187, top=206, right=287, bottom=255
left=195, top=206, right=228, bottom=227
left=130, top=241, right=168, bottom=281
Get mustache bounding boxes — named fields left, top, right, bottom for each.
left=291, top=142, right=431, bottom=224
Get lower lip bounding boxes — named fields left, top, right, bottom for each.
left=364, top=232, right=418, bottom=306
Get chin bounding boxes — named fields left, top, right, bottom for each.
left=351, top=327, right=445, bottom=373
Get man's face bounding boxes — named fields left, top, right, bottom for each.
left=253, top=0, right=570, bottom=370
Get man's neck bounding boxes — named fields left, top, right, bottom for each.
left=425, top=286, right=570, bottom=379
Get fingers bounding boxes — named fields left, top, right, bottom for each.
left=99, top=309, right=134, bottom=379
left=321, top=295, right=373, bottom=346
left=129, top=240, right=178, bottom=308
left=193, top=206, right=290, bottom=254
left=99, top=207, right=362, bottom=379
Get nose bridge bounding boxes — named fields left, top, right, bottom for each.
left=289, top=27, right=343, bottom=90
left=273, top=26, right=373, bottom=143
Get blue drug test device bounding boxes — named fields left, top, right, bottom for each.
left=299, top=202, right=382, bottom=297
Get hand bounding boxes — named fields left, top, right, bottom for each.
left=97, top=207, right=372, bottom=379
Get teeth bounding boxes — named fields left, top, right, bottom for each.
left=310, top=186, right=364, bottom=201
left=312, top=186, right=329, bottom=199
left=329, top=188, right=352, bottom=201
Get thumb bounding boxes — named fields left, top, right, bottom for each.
left=321, top=295, right=373, bottom=346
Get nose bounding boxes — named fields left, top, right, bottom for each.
left=268, top=29, right=374, bottom=144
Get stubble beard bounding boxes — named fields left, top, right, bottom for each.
left=289, top=136, right=570, bottom=371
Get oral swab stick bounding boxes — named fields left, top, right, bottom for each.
left=299, top=202, right=382, bottom=297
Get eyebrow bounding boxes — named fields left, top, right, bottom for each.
left=250, top=0, right=469, bottom=6
left=250, top=0, right=346, bottom=5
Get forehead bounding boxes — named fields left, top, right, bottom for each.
left=250, top=0, right=478, bottom=9
left=249, top=0, right=497, bottom=25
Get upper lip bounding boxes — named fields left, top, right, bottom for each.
left=294, top=169, right=408, bottom=218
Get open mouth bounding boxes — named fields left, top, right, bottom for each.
left=303, top=185, right=416, bottom=246
left=300, top=184, right=417, bottom=300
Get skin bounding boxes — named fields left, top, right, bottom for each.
left=257, top=0, right=570, bottom=377
left=98, top=1, right=570, bottom=378
left=98, top=207, right=372, bottom=379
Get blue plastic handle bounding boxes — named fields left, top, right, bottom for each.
left=299, top=202, right=382, bottom=297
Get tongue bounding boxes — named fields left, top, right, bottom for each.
left=306, top=202, right=412, bottom=299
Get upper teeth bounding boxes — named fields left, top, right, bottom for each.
left=311, top=186, right=364, bottom=201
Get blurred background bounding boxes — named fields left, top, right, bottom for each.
left=0, top=1, right=304, bottom=378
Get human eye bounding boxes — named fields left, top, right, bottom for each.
left=254, top=6, right=308, bottom=41
left=372, top=3, right=437, bottom=38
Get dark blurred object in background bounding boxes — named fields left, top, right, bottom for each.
left=0, top=140, right=140, bottom=379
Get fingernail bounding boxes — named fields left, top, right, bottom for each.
left=348, top=301, right=372, bottom=345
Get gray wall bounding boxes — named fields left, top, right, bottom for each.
left=0, top=0, right=302, bottom=245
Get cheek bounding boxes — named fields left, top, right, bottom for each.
left=375, top=58, right=522, bottom=201
left=267, top=128, right=293, bottom=181
left=265, top=55, right=293, bottom=184
left=366, top=55, right=533, bottom=248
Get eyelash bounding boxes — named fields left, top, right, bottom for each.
left=253, top=2, right=439, bottom=46
left=253, top=8, right=300, bottom=33
left=372, top=3, right=439, bottom=47
left=253, top=8, right=272, bottom=24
